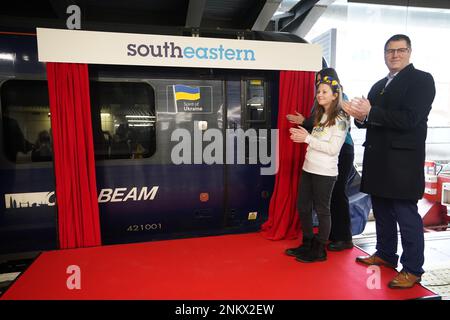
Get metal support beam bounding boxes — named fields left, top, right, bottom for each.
left=291, top=0, right=336, bottom=38
left=185, top=0, right=207, bottom=28
left=252, top=0, right=283, bottom=31
left=279, top=0, right=319, bottom=32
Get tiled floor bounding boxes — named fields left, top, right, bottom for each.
left=0, top=253, right=38, bottom=296
left=354, top=220, right=450, bottom=299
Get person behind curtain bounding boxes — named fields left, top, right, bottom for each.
left=287, top=76, right=349, bottom=263
left=342, top=34, right=436, bottom=289
left=286, top=68, right=355, bottom=252
left=3, top=116, right=34, bottom=162
left=31, top=130, right=53, bottom=162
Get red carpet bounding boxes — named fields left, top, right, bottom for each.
left=1, top=233, right=436, bottom=300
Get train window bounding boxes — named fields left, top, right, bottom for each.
left=90, top=82, right=156, bottom=160
left=241, top=79, right=270, bottom=161
left=1, top=80, right=52, bottom=163
left=1, top=80, right=156, bottom=163
left=245, top=79, right=266, bottom=123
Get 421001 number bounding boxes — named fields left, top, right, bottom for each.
left=126, top=223, right=162, bottom=232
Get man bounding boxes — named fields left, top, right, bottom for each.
left=342, top=34, right=436, bottom=289
left=3, top=116, right=34, bottom=162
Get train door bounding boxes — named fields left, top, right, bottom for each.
left=224, top=77, right=275, bottom=231
left=91, top=75, right=226, bottom=244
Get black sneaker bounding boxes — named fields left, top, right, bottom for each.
left=285, top=237, right=313, bottom=257
left=296, top=237, right=327, bottom=263
left=285, top=246, right=304, bottom=257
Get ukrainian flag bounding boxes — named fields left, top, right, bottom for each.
left=174, top=85, right=200, bottom=101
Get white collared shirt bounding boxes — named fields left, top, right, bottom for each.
left=385, top=71, right=399, bottom=88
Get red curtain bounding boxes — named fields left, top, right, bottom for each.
left=47, top=63, right=102, bottom=249
left=261, top=70, right=316, bottom=240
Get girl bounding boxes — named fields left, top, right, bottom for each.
left=288, top=76, right=350, bottom=263
left=287, top=68, right=355, bottom=252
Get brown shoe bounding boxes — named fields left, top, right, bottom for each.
left=388, top=271, right=421, bottom=289
left=355, top=254, right=397, bottom=269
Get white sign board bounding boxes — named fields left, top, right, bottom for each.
left=36, top=28, right=322, bottom=71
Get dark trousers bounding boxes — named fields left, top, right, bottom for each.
left=298, top=170, right=337, bottom=243
left=371, top=196, right=425, bottom=276
left=329, top=144, right=354, bottom=242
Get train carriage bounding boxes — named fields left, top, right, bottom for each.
left=0, top=30, right=296, bottom=253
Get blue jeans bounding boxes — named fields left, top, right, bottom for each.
left=371, top=196, right=425, bottom=276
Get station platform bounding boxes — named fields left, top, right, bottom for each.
left=0, top=232, right=437, bottom=300
left=354, top=223, right=450, bottom=299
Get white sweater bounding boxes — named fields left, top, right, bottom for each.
left=303, top=113, right=349, bottom=177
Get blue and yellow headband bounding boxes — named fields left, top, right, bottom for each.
left=316, top=76, right=341, bottom=94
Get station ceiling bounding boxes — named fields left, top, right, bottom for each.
left=0, top=0, right=449, bottom=36
left=1, top=0, right=290, bottom=34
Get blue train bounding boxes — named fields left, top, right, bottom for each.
left=0, top=30, right=369, bottom=254
left=0, top=30, right=296, bottom=254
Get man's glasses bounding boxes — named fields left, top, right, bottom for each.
left=385, top=47, right=410, bottom=55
